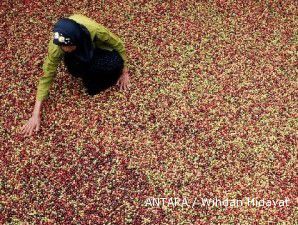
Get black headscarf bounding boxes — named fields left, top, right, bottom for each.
left=53, top=18, right=94, bottom=63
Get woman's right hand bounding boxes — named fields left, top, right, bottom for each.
left=20, top=114, right=41, bottom=137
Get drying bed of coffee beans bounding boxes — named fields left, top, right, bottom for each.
left=1, top=0, right=297, bottom=224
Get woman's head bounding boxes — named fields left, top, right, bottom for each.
left=53, top=19, right=79, bottom=44
left=52, top=17, right=94, bottom=62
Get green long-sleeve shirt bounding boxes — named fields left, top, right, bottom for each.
left=36, top=14, right=127, bottom=101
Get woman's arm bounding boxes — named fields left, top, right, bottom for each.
left=36, top=41, right=64, bottom=101
left=32, top=99, right=42, bottom=117
left=94, top=26, right=128, bottom=67
left=116, top=67, right=130, bottom=90
left=20, top=40, right=63, bottom=137
left=68, top=14, right=128, bottom=67
left=94, top=26, right=130, bottom=90
left=20, top=100, right=42, bottom=136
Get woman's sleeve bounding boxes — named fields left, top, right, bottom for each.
left=36, top=40, right=63, bottom=101
left=94, top=26, right=128, bottom=67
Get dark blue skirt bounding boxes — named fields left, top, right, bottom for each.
left=64, top=48, right=124, bottom=95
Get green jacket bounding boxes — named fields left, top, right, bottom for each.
left=36, top=14, right=127, bottom=101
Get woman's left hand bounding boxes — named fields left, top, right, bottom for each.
left=116, top=67, right=130, bottom=90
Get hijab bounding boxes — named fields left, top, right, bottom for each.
left=53, top=18, right=94, bottom=63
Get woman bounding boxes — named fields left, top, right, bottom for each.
left=20, top=14, right=130, bottom=137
